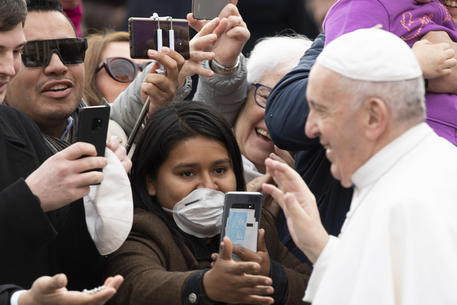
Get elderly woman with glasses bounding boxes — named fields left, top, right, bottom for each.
left=191, top=10, right=312, bottom=181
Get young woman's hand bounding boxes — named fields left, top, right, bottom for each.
left=203, top=237, right=274, bottom=304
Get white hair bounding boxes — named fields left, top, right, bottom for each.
left=246, top=35, right=313, bottom=84
left=337, top=75, right=426, bottom=124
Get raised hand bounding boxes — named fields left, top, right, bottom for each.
left=141, top=48, right=185, bottom=114
left=262, top=158, right=328, bottom=263
left=204, top=237, right=274, bottom=304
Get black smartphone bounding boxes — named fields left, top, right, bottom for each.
left=74, top=103, right=110, bottom=171
left=128, top=17, right=190, bottom=59
left=192, top=0, right=229, bottom=20
left=220, top=192, right=263, bottom=253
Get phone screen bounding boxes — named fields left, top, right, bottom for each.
left=129, top=18, right=190, bottom=59
left=221, top=192, right=262, bottom=253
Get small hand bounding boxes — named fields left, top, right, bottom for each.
left=412, top=39, right=457, bottom=79
left=106, top=136, right=132, bottom=173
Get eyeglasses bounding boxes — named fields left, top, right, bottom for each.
left=252, top=83, right=273, bottom=109
left=96, top=57, right=151, bottom=83
left=22, top=38, right=87, bottom=67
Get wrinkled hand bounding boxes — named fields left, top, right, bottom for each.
left=262, top=158, right=328, bottom=263
left=25, top=143, right=107, bottom=212
left=272, top=147, right=295, bottom=168
left=188, top=0, right=250, bottom=68
left=106, top=136, right=132, bottom=173
left=204, top=237, right=274, bottom=304
left=412, top=39, right=456, bottom=79
left=19, top=273, right=123, bottom=305
left=141, top=47, right=185, bottom=115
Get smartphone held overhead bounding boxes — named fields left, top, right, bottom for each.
left=192, top=0, right=229, bottom=20
left=128, top=17, right=190, bottom=59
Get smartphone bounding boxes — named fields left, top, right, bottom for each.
left=192, top=0, right=229, bottom=20
left=220, top=192, right=263, bottom=253
left=74, top=103, right=110, bottom=170
left=128, top=17, right=190, bottom=59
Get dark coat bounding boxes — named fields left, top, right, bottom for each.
left=106, top=207, right=311, bottom=305
left=0, top=104, right=103, bottom=290
left=265, top=33, right=353, bottom=263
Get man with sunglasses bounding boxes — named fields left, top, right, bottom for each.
left=0, top=1, right=126, bottom=305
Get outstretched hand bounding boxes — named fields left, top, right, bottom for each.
left=204, top=237, right=274, bottom=304
left=262, top=158, right=328, bottom=263
left=19, top=274, right=123, bottom=305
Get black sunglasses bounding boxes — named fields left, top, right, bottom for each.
left=22, top=38, right=87, bottom=67
left=96, top=57, right=151, bottom=83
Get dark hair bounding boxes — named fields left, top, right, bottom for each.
left=26, top=0, right=62, bottom=12
left=0, top=0, right=27, bottom=31
left=130, top=101, right=245, bottom=242
left=26, top=0, right=78, bottom=36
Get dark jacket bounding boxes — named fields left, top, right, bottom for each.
left=106, top=207, right=311, bottom=305
left=265, top=33, right=353, bottom=262
left=0, top=104, right=103, bottom=290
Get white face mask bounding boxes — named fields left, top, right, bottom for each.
left=163, top=188, right=225, bottom=238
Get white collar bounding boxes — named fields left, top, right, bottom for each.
left=351, top=123, right=433, bottom=190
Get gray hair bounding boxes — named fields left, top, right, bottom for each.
left=337, top=75, right=426, bottom=124
left=247, top=35, right=312, bottom=84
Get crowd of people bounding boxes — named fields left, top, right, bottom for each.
left=1, top=0, right=457, bottom=305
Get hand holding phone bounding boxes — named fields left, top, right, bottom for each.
left=74, top=103, right=110, bottom=171
left=220, top=192, right=262, bottom=253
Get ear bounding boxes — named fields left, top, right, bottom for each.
left=362, top=97, right=390, bottom=141
left=146, top=175, right=157, bottom=196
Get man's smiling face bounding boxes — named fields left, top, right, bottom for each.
left=6, top=11, right=84, bottom=137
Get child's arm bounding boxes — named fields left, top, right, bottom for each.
left=419, top=31, right=457, bottom=94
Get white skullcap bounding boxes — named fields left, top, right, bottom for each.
left=317, top=27, right=422, bottom=81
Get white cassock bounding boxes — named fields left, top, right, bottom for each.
left=304, top=123, right=457, bottom=305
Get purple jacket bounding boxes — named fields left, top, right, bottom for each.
left=324, top=0, right=457, bottom=145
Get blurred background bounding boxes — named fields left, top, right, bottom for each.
left=80, top=0, right=337, bottom=54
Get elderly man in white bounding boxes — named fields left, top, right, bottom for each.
left=263, top=27, right=457, bottom=305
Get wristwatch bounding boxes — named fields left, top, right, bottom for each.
left=209, top=56, right=240, bottom=75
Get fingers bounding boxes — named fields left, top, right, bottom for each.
left=59, top=142, right=98, bottom=160
left=262, top=183, right=285, bottom=210
left=191, top=34, right=217, bottom=52
left=232, top=244, right=257, bottom=261
left=219, top=236, right=233, bottom=260
left=246, top=174, right=271, bottom=192
left=187, top=12, right=207, bottom=32
left=257, top=229, right=268, bottom=253
left=41, top=274, right=67, bottom=292
left=104, top=275, right=124, bottom=290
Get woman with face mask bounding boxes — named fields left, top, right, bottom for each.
left=104, top=101, right=310, bottom=305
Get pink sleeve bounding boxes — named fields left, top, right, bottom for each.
left=63, top=0, right=83, bottom=37
left=323, top=0, right=389, bottom=45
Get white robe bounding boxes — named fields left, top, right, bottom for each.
left=305, top=123, right=457, bottom=305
